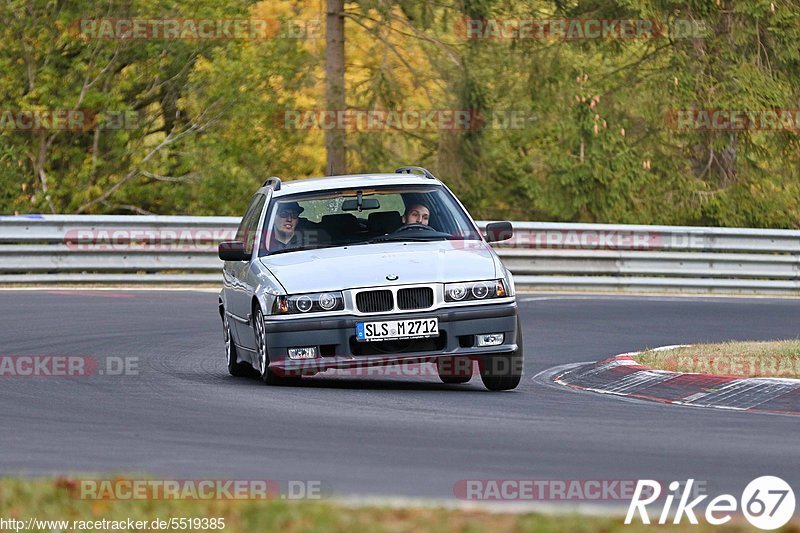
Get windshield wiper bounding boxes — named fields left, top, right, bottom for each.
left=354, top=234, right=450, bottom=245
left=265, top=243, right=338, bottom=256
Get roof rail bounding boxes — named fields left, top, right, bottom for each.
left=263, top=176, right=282, bottom=191
left=395, top=166, right=437, bottom=180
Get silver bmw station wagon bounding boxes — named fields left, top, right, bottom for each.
left=218, top=167, right=522, bottom=390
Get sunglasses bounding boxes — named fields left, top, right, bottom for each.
left=278, top=210, right=300, bottom=220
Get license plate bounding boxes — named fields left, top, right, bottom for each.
left=355, top=318, right=439, bottom=342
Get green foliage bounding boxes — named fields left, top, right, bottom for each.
left=0, top=0, right=798, bottom=228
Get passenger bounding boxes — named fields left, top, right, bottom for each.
left=269, top=201, right=304, bottom=252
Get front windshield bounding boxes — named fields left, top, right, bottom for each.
left=259, top=185, right=481, bottom=256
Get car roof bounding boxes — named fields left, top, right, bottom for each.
left=266, top=173, right=442, bottom=197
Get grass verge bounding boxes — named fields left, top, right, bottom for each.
left=636, top=340, right=800, bottom=378
left=0, top=478, right=768, bottom=532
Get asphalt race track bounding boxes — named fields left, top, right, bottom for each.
left=1, top=290, right=798, bottom=504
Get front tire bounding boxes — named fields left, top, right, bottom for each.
left=254, top=307, right=300, bottom=386
left=479, top=317, right=523, bottom=391
left=223, top=313, right=250, bottom=377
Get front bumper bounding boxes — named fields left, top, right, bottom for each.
left=264, top=302, right=518, bottom=373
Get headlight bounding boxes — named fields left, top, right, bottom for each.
left=273, top=292, right=344, bottom=314
left=318, top=292, right=338, bottom=310
left=445, top=279, right=507, bottom=302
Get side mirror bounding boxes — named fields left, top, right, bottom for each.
left=485, top=221, right=513, bottom=243
left=218, top=241, right=249, bottom=261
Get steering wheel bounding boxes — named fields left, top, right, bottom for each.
left=394, top=223, right=438, bottom=233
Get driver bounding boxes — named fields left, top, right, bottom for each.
left=402, top=203, right=430, bottom=226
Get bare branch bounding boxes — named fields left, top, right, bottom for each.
left=103, top=202, right=157, bottom=215
left=344, top=13, right=437, bottom=104
left=76, top=99, right=222, bottom=213
left=344, top=2, right=463, bottom=63
left=140, top=170, right=201, bottom=183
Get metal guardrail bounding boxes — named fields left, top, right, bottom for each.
left=1, top=215, right=799, bottom=294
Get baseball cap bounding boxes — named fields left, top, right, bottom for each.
left=279, top=201, right=304, bottom=215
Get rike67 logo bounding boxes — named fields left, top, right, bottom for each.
left=626, top=477, right=796, bottom=530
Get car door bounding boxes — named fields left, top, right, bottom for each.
left=226, top=193, right=267, bottom=350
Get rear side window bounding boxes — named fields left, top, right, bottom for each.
left=235, top=194, right=266, bottom=256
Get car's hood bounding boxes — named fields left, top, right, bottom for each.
left=261, top=240, right=498, bottom=293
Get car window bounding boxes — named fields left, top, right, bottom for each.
left=295, top=193, right=405, bottom=223
left=294, top=197, right=345, bottom=223
left=362, top=193, right=405, bottom=216
left=260, top=185, right=480, bottom=256
left=235, top=193, right=266, bottom=256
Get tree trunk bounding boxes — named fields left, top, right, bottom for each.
left=325, top=0, right=346, bottom=176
